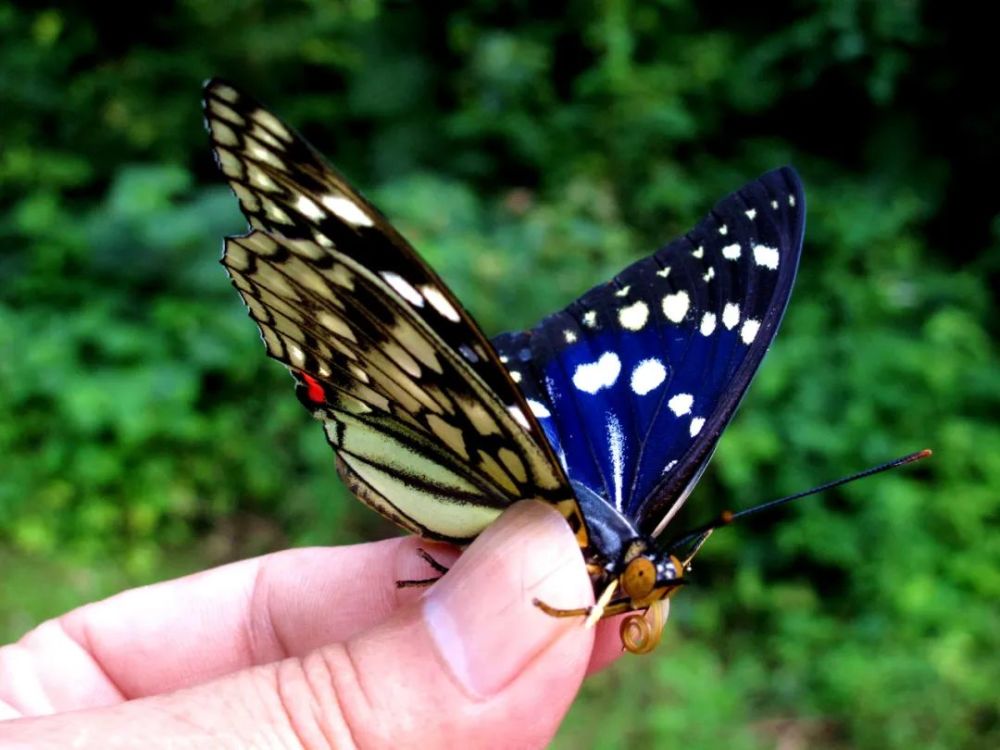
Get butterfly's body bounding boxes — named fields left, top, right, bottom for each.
left=203, top=80, right=805, bottom=651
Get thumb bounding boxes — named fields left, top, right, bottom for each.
left=304, top=499, right=597, bottom=747
left=2, top=501, right=597, bottom=749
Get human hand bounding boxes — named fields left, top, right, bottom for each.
left=0, top=501, right=661, bottom=748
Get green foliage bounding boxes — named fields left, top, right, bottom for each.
left=1, top=2, right=997, bottom=747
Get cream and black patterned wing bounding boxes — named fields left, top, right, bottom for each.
left=204, top=80, right=583, bottom=544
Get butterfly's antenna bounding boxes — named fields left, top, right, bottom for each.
left=665, top=449, right=932, bottom=558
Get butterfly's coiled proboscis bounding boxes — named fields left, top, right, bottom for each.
left=620, top=599, right=669, bottom=655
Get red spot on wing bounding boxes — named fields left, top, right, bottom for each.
left=300, top=372, right=326, bottom=404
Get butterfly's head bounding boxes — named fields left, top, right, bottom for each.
left=619, top=550, right=684, bottom=606
left=614, top=548, right=685, bottom=654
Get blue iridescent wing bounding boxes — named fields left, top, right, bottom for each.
left=492, top=167, right=805, bottom=537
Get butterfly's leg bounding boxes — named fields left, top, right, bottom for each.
left=532, top=580, right=620, bottom=625
left=415, top=547, right=450, bottom=574
left=395, top=547, right=451, bottom=588
left=396, top=577, right=439, bottom=589
left=532, top=599, right=593, bottom=618
left=584, top=580, right=620, bottom=627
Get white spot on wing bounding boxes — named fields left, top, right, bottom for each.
left=700, top=312, right=717, bottom=336
left=321, top=194, right=374, bottom=227
left=508, top=405, right=530, bottom=429
left=722, top=243, right=742, bottom=260
left=690, top=417, right=705, bottom=436
left=692, top=246, right=704, bottom=258
left=630, top=358, right=667, bottom=395
left=510, top=370, right=522, bottom=383
left=564, top=329, right=577, bottom=343
left=771, top=199, right=779, bottom=210
left=607, top=412, right=626, bottom=511
left=582, top=310, right=598, bottom=328
left=753, top=244, right=780, bottom=269
left=723, top=302, right=740, bottom=329
left=745, top=208, right=757, bottom=220
left=662, top=291, right=690, bottom=323
left=618, top=301, right=650, bottom=331
left=421, top=285, right=461, bottom=322
left=668, top=393, right=693, bottom=416
left=527, top=398, right=550, bottom=418
left=382, top=272, right=424, bottom=307
left=788, top=194, right=796, bottom=207
left=719, top=224, right=729, bottom=235
left=740, top=318, right=760, bottom=344
left=703, top=267, right=715, bottom=283
left=572, top=352, right=622, bottom=394
left=295, top=194, right=325, bottom=221
left=614, top=285, right=631, bottom=297
left=656, top=266, right=671, bottom=278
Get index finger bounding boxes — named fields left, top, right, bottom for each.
left=3, top=535, right=457, bottom=712
left=3, top=513, right=627, bottom=716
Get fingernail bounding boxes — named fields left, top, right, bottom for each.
left=423, top=500, right=593, bottom=698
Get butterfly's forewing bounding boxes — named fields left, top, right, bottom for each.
left=204, top=80, right=582, bottom=543
left=493, top=168, right=805, bottom=538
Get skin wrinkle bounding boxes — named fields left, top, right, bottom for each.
left=520, top=545, right=583, bottom=594
left=308, top=676, right=344, bottom=750
left=338, top=643, right=373, bottom=719
left=274, top=658, right=340, bottom=750
left=245, top=559, right=279, bottom=665
left=253, top=558, right=294, bottom=663
left=504, top=542, right=588, bottom=626
left=321, top=645, right=368, bottom=750
left=55, top=616, right=128, bottom=703
left=163, top=700, right=222, bottom=740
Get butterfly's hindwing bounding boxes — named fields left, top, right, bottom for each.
left=493, top=168, right=805, bottom=538
left=206, top=80, right=579, bottom=543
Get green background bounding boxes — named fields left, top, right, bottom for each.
left=2, top=2, right=997, bottom=748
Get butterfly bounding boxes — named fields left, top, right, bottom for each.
left=203, top=79, right=805, bottom=653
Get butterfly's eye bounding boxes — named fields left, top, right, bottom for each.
left=666, top=554, right=685, bottom=579
left=621, top=557, right=656, bottom=600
